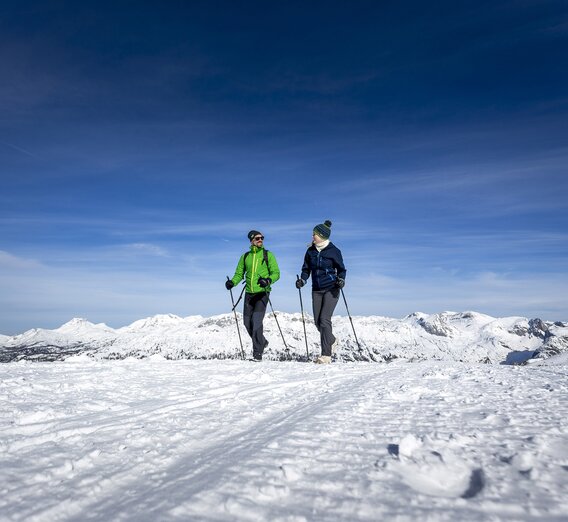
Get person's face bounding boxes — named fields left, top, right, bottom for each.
left=313, top=232, right=324, bottom=244
left=251, top=234, right=264, bottom=246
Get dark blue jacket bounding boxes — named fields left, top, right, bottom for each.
left=300, top=242, right=346, bottom=291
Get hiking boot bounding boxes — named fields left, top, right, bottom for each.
left=331, top=338, right=339, bottom=355
left=315, top=356, right=331, bottom=364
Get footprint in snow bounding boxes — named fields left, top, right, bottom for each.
left=388, top=434, right=485, bottom=499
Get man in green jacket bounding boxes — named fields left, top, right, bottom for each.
left=225, top=230, right=280, bottom=361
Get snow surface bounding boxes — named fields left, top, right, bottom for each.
left=1, top=358, right=567, bottom=521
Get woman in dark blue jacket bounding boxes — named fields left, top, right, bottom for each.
left=296, top=220, right=346, bottom=363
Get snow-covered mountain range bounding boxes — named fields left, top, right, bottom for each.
left=1, top=311, right=567, bottom=364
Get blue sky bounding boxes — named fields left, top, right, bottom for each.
left=1, top=1, right=567, bottom=334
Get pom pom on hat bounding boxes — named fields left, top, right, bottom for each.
left=313, top=220, right=332, bottom=239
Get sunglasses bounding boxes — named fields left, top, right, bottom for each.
left=253, top=236, right=264, bottom=241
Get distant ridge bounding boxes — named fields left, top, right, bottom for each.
left=1, top=311, right=567, bottom=364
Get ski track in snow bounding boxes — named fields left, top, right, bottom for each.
left=1, top=360, right=567, bottom=521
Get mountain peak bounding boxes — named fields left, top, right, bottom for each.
left=56, top=318, right=96, bottom=331
left=124, top=314, right=184, bottom=331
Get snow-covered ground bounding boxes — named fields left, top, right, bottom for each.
left=1, top=358, right=567, bottom=521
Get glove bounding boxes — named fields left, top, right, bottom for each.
left=336, top=278, right=345, bottom=289
left=258, top=277, right=271, bottom=288
left=295, top=278, right=305, bottom=289
left=225, top=280, right=235, bottom=290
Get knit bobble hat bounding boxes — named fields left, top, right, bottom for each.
left=247, top=230, right=262, bottom=241
left=313, top=220, right=332, bottom=240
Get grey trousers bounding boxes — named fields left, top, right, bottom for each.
left=243, top=292, right=269, bottom=359
left=312, top=288, right=340, bottom=356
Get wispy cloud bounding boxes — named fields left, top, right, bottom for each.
left=0, top=250, right=42, bottom=270
left=2, top=249, right=566, bottom=336
left=0, top=140, right=36, bottom=157
left=123, top=243, right=170, bottom=257
left=345, top=269, right=568, bottom=321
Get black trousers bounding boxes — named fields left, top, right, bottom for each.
left=312, top=288, right=340, bottom=356
left=243, top=292, right=269, bottom=359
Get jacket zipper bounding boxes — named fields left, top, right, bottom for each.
left=252, top=250, right=259, bottom=290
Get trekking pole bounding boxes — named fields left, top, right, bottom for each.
left=266, top=293, right=289, bottom=355
left=297, top=275, right=310, bottom=360
left=227, top=276, right=246, bottom=360
left=231, top=283, right=246, bottom=312
left=340, top=288, right=361, bottom=351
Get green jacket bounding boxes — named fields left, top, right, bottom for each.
left=230, top=246, right=280, bottom=294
